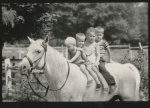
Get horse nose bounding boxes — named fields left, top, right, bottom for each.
left=19, top=64, right=27, bottom=71
left=21, top=64, right=31, bottom=71
left=20, top=64, right=26, bottom=69
left=23, top=66, right=26, bottom=69
left=19, top=58, right=31, bottom=71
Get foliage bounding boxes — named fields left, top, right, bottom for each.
left=2, top=3, right=148, bottom=46
left=2, top=7, right=16, bottom=28
left=14, top=81, right=41, bottom=102
left=4, top=76, right=46, bottom=102
left=2, top=6, right=25, bottom=27
left=2, top=5, right=25, bottom=45
left=119, top=50, right=148, bottom=101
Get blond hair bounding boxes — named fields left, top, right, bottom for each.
left=95, top=26, right=104, bottom=34
left=85, top=27, right=96, bottom=37
left=64, top=37, right=76, bottom=46
left=76, top=33, right=85, bottom=41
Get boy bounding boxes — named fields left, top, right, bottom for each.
left=64, top=36, right=93, bottom=87
left=95, top=26, right=117, bottom=93
left=83, top=27, right=109, bottom=93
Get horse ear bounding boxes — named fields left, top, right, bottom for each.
left=44, top=35, right=49, bottom=43
left=27, top=36, right=34, bottom=43
left=42, top=35, right=49, bottom=50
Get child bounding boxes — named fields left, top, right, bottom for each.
left=64, top=36, right=93, bottom=87
left=83, top=27, right=109, bottom=93
left=95, top=26, right=117, bottom=93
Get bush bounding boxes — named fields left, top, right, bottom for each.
left=4, top=77, right=46, bottom=102
left=119, top=50, right=148, bottom=101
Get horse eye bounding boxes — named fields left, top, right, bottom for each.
left=37, top=50, right=41, bottom=53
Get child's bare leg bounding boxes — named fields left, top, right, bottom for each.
left=80, top=64, right=93, bottom=86
left=92, top=66, right=109, bottom=93
left=86, top=66, right=101, bottom=90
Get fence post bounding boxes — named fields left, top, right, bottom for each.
left=61, top=45, right=64, bottom=56
left=128, top=44, right=132, bottom=60
left=4, top=42, right=6, bottom=48
left=19, top=49, right=22, bottom=59
left=5, top=58, right=12, bottom=96
left=139, top=42, right=143, bottom=51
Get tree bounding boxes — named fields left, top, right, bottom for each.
left=2, top=7, right=17, bottom=28
left=1, top=3, right=148, bottom=46
left=125, top=3, right=148, bottom=45
left=2, top=5, right=24, bottom=45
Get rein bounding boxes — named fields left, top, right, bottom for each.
left=21, top=70, right=48, bottom=101
left=22, top=44, right=70, bottom=101
left=32, top=62, right=70, bottom=91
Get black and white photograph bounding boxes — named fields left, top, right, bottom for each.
left=1, top=2, right=148, bottom=104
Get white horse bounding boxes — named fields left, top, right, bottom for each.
left=19, top=36, right=140, bottom=101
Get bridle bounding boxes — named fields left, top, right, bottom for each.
left=21, top=43, right=70, bottom=101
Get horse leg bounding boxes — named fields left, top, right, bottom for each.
left=122, top=93, right=140, bottom=101
left=123, top=63, right=140, bottom=101
left=120, top=84, right=136, bottom=101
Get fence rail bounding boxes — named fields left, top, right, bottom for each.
left=2, top=42, right=148, bottom=97
left=2, top=45, right=68, bottom=59
left=2, top=58, right=48, bottom=97
left=3, top=43, right=148, bottom=60
left=4, top=42, right=148, bottom=49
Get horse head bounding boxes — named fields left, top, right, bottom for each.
left=19, top=36, right=49, bottom=80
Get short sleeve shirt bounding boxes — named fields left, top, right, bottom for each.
left=83, top=42, right=98, bottom=64
left=97, top=39, right=109, bottom=57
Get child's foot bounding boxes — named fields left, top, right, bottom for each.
left=109, top=85, right=117, bottom=94
left=87, top=79, right=93, bottom=87
left=103, top=88, right=109, bottom=94
left=96, top=84, right=101, bottom=90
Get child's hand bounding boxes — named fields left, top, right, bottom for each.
left=80, top=60, right=85, bottom=63
left=77, top=47, right=83, bottom=52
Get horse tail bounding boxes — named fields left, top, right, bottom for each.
left=125, top=63, right=141, bottom=101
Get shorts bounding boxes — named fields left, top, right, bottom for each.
left=76, top=61, right=91, bottom=67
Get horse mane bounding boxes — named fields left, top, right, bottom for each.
left=47, top=44, right=67, bottom=62
left=32, top=39, right=67, bottom=67
left=38, top=39, right=68, bottom=73
left=31, top=39, right=69, bottom=92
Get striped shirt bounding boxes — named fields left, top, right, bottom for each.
left=97, top=39, right=109, bottom=57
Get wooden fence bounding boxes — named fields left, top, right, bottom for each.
left=2, top=45, right=68, bottom=97
left=2, top=58, right=47, bottom=97
left=3, top=42, right=148, bottom=60
left=2, top=45, right=68, bottom=59
left=109, top=42, right=148, bottom=60
left=2, top=42, right=148, bottom=97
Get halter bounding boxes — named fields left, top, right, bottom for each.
left=24, top=44, right=47, bottom=70
left=22, top=43, right=70, bottom=101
